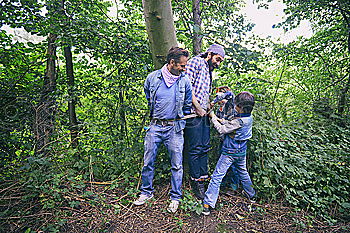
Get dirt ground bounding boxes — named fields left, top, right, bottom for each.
left=60, top=182, right=350, bottom=233
left=2, top=181, right=349, bottom=233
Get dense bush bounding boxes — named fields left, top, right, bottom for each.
left=249, top=112, right=350, bottom=220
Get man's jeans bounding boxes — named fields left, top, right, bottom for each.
left=141, top=124, right=184, bottom=201
left=184, top=116, right=210, bottom=180
left=204, top=152, right=255, bottom=208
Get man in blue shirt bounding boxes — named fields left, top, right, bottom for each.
left=133, top=47, right=192, bottom=213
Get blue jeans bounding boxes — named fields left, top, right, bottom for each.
left=141, top=124, right=184, bottom=201
left=204, top=152, right=255, bottom=208
left=184, top=116, right=210, bottom=180
left=218, top=141, right=239, bottom=189
left=222, top=165, right=239, bottom=190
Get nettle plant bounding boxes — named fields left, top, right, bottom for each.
left=249, top=113, right=350, bottom=220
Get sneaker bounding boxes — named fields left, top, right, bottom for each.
left=242, top=190, right=256, bottom=203
left=202, top=204, right=210, bottom=216
left=133, top=194, right=153, bottom=206
left=167, top=200, right=179, bottom=213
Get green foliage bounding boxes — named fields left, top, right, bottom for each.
left=249, top=112, right=350, bottom=220
left=179, top=190, right=203, bottom=215
left=1, top=1, right=349, bottom=231
left=173, top=0, right=263, bottom=75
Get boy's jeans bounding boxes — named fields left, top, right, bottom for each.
left=140, top=124, right=184, bottom=201
left=204, top=152, right=255, bottom=208
left=218, top=141, right=239, bottom=189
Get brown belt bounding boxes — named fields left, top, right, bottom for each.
left=151, top=119, right=176, bottom=127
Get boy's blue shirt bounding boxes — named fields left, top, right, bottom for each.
left=211, top=113, right=253, bottom=155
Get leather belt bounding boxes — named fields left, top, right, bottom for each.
left=151, top=119, right=175, bottom=126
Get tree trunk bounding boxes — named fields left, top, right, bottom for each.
left=338, top=73, right=350, bottom=116
left=118, top=90, right=128, bottom=142
left=337, top=2, right=350, bottom=116
left=142, top=0, right=178, bottom=69
left=34, top=33, right=57, bottom=155
left=192, top=0, right=202, bottom=55
left=64, top=46, right=79, bottom=148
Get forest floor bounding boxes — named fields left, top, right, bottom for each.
left=2, top=179, right=349, bottom=233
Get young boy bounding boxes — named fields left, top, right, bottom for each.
left=211, top=87, right=240, bottom=191
left=202, top=91, right=256, bottom=215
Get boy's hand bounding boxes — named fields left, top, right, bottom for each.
left=217, top=118, right=224, bottom=123
left=208, top=111, right=215, bottom=118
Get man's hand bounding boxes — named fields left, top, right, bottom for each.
left=195, top=107, right=207, bottom=117
left=192, top=93, right=206, bottom=117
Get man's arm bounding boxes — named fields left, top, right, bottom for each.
left=144, top=75, right=151, bottom=107
left=185, top=57, right=206, bottom=117
left=210, top=112, right=242, bottom=135
left=192, top=93, right=206, bottom=116
left=183, top=78, right=193, bottom=115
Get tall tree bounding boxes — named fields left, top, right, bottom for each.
left=142, top=0, right=178, bottom=69
left=63, top=46, right=79, bottom=148
left=192, top=0, right=202, bottom=55
left=173, top=0, right=260, bottom=75
left=34, top=32, right=57, bottom=154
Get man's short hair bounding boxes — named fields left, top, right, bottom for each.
left=234, top=91, right=255, bottom=114
left=166, top=47, right=189, bottom=64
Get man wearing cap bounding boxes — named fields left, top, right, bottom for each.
left=184, top=44, right=225, bottom=200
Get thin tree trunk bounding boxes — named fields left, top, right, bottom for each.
left=118, top=90, right=128, bottom=142
left=192, top=0, right=202, bottom=55
left=337, top=0, right=350, bottom=116
left=64, top=46, right=79, bottom=148
left=34, top=33, right=57, bottom=155
left=142, top=0, right=178, bottom=69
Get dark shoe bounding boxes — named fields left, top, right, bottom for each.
left=192, top=181, right=205, bottom=200
left=202, top=204, right=210, bottom=216
left=228, top=183, right=239, bottom=191
left=242, top=190, right=256, bottom=203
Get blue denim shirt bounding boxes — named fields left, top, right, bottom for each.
left=144, top=69, right=192, bottom=132
left=152, top=79, right=177, bottom=120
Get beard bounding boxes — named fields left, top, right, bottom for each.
left=208, top=58, right=218, bottom=71
left=170, top=68, right=181, bottom=76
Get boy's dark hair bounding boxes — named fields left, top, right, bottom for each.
left=166, top=47, right=189, bottom=64
left=234, top=91, right=255, bottom=114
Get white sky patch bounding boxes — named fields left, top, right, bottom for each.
left=242, top=0, right=313, bottom=43
left=1, top=25, right=46, bottom=44
left=2, top=0, right=312, bottom=45
left=107, top=0, right=125, bottom=18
